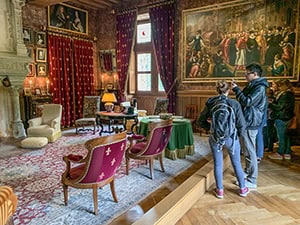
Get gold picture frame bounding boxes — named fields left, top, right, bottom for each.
left=36, top=47, right=47, bottom=62
left=48, top=3, right=88, bottom=35
left=182, top=0, right=300, bottom=82
left=37, top=63, right=47, bottom=77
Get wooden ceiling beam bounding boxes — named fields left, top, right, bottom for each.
left=27, top=0, right=66, bottom=7
left=71, top=0, right=106, bottom=8
left=89, top=0, right=113, bottom=7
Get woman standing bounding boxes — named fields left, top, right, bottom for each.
left=198, top=80, right=249, bottom=199
left=268, top=79, right=295, bottom=160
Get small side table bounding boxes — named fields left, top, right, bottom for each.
left=96, top=111, right=138, bottom=136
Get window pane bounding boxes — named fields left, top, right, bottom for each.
left=158, top=75, right=165, bottom=92
left=137, top=73, right=151, bottom=91
left=137, top=53, right=151, bottom=72
left=137, top=23, right=151, bottom=43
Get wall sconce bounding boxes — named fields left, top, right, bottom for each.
left=101, top=92, right=117, bottom=112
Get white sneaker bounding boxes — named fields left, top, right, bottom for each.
left=245, top=180, right=257, bottom=189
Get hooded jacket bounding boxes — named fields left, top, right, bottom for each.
left=232, top=77, right=269, bottom=129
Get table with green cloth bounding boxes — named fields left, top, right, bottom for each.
left=138, top=117, right=194, bottom=160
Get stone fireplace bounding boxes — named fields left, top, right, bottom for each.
left=0, top=0, right=31, bottom=138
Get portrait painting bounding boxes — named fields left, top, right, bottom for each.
left=23, top=27, right=33, bottom=44
left=36, top=48, right=47, bottom=62
left=37, top=63, right=47, bottom=77
left=182, top=0, right=300, bottom=82
left=36, top=32, right=47, bottom=47
left=48, top=3, right=88, bottom=35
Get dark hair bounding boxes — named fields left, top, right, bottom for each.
left=216, top=80, right=230, bottom=95
left=245, top=63, right=263, bottom=77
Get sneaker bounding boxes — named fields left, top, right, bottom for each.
left=215, top=189, right=224, bottom=199
left=284, top=154, right=291, bottom=160
left=268, top=153, right=283, bottom=160
left=239, top=187, right=250, bottom=197
left=245, top=180, right=257, bottom=189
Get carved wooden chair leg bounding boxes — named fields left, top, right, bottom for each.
left=63, top=184, right=68, bottom=205
left=158, top=154, right=165, bottom=172
left=149, top=158, right=154, bottom=179
left=110, top=179, right=118, bottom=202
left=125, top=157, right=130, bottom=175
left=93, top=186, right=98, bottom=215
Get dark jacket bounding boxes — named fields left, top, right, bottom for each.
left=198, top=94, right=246, bottom=137
left=232, top=77, right=269, bottom=129
left=269, top=90, right=295, bottom=121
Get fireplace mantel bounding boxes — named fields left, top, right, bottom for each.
left=0, top=0, right=31, bottom=138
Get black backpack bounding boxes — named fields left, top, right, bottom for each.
left=210, top=98, right=236, bottom=150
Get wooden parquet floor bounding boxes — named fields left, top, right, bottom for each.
left=176, top=158, right=300, bottom=225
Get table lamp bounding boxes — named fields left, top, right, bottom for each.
left=102, top=92, right=117, bottom=112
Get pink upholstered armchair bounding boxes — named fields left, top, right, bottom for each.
left=125, top=119, right=173, bottom=179
left=61, top=132, right=127, bottom=215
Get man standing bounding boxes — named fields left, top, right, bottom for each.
left=231, top=63, right=269, bottom=189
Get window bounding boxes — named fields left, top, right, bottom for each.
left=133, top=13, right=165, bottom=95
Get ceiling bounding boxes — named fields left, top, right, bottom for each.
left=27, top=0, right=130, bottom=10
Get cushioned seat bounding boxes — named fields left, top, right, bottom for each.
left=27, top=104, right=62, bottom=142
left=75, top=96, right=100, bottom=134
left=21, top=137, right=48, bottom=149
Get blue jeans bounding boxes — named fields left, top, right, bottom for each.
left=209, top=136, right=245, bottom=190
left=240, top=129, right=258, bottom=184
left=256, top=126, right=264, bottom=159
left=274, top=119, right=291, bottom=154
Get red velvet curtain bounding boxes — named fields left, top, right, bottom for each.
left=48, top=34, right=74, bottom=127
left=116, top=11, right=137, bottom=102
left=48, top=34, right=94, bottom=127
left=149, top=3, right=176, bottom=113
left=73, top=39, right=95, bottom=118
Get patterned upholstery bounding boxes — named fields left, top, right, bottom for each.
left=153, top=98, right=169, bottom=115
left=62, top=132, right=127, bottom=215
left=126, top=120, right=173, bottom=179
left=75, top=96, right=100, bottom=134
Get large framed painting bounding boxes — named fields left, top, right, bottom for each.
left=182, top=0, right=300, bottom=82
left=48, top=3, right=88, bottom=35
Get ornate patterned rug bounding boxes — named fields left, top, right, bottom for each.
left=0, top=130, right=210, bottom=225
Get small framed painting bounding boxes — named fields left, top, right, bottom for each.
left=36, top=48, right=47, bottom=62
left=23, top=27, right=33, bottom=44
left=37, top=63, right=47, bottom=77
left=35, top=32, right=47, bottom=47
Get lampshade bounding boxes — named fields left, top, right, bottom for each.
left=102, top=93, right=117, bottom=112
left=101, top=93, right=117, bottom=103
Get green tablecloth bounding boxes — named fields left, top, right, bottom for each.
left=138, top=118, right=194, bottom=160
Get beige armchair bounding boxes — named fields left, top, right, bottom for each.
left=27, top=104, right=62, bottom=142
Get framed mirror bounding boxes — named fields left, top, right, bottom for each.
left=99, top=49, right=117, bottom=73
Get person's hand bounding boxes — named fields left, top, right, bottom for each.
left=231, top=79, right=237, bottom=89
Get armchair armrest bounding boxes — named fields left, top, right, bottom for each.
left=63, top=154, right=85, bottom=175
left=51, top=117, right=60, bottom=129
left=28, top=117, right=42, bottom=127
